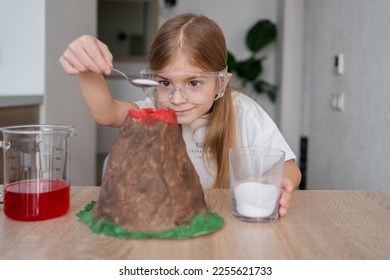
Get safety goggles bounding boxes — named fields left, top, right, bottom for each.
left=140, top=67, right=228, bottom=102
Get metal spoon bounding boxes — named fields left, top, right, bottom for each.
left=111, top=68, right=159, bottom=88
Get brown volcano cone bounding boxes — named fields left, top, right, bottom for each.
left=94, top=108, right=206, bottom=232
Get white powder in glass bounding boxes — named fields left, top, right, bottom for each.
left=235, top=182, right=280, bottom=218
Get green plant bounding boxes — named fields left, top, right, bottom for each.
left=227, top=19, right=278, bottom=102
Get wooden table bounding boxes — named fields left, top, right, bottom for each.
left=1, top=186, right=390, bottom=260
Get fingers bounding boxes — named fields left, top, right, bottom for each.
left=60, top=48, right=91, bottom=75
left=96, top=39, right=113, bottom=71
left=59, top=35, right=113, bottom=76
left=279, top=190, right=292, bottom=217
left=278, top=178, right=294, bottom=218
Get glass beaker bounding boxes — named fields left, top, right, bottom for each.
left=0, top=125, right=77, bottom=221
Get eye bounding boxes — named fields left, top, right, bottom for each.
left=188, top=80, right=203, bottom=88
left=158, top=80, right=172, bottom=88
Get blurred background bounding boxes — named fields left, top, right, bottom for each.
left=1, top=0, right=389, bottom=191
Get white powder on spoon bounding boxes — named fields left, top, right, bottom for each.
left=235, top=182, right=280, bottom=217
left=131, top=79, right=159, bottom=86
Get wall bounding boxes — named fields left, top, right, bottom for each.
left=304, top=0, right=390, bottom=190
left=44, top=0, right=97, bottom=185
left=276, top=0, right=304, bottom=160
left=0, top=0, right=44, bottom=96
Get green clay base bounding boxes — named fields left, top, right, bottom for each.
left=76, top=201, right=224, bottom=240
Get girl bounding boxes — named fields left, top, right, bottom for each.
left=59, top=13, right=301, bottom=217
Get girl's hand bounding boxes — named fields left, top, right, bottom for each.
left=279, top=178, right=295, bottom=217
left=59, top=35, right=113, bottom=76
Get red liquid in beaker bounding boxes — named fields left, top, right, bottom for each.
left=4, top=179, right=70, bottom=221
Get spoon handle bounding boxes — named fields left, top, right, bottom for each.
left=111, top=68, right=130, bottom=80
left=110, top=68, right=159, bottom=88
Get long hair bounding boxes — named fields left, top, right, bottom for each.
left=148, top=14, right=236, bottom=189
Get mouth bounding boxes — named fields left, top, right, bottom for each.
left=173, top=108, right=193, bottom=116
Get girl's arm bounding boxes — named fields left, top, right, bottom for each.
left=59, top=35, right=137, bottom=127
left=77, top=72, right=138, bottom=127
left=283, top=159, right=302, bottom=189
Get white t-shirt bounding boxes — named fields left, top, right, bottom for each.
left=135, top=91, right=296, bottom=188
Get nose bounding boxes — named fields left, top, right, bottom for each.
left=169, top=87, right=188, bottom=104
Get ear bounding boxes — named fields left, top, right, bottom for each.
left=214, top=72, right=233, bottom=100
left=219, top=72, right=233, bottom=89
left=220, top=72, right=233, bottom=90
left=226, top=72, right=233, bottom=83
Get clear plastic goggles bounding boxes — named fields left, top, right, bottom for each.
left=140, top=67, right=228, bottom=102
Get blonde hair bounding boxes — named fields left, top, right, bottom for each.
left=148, top=14, right=236, bottom=189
